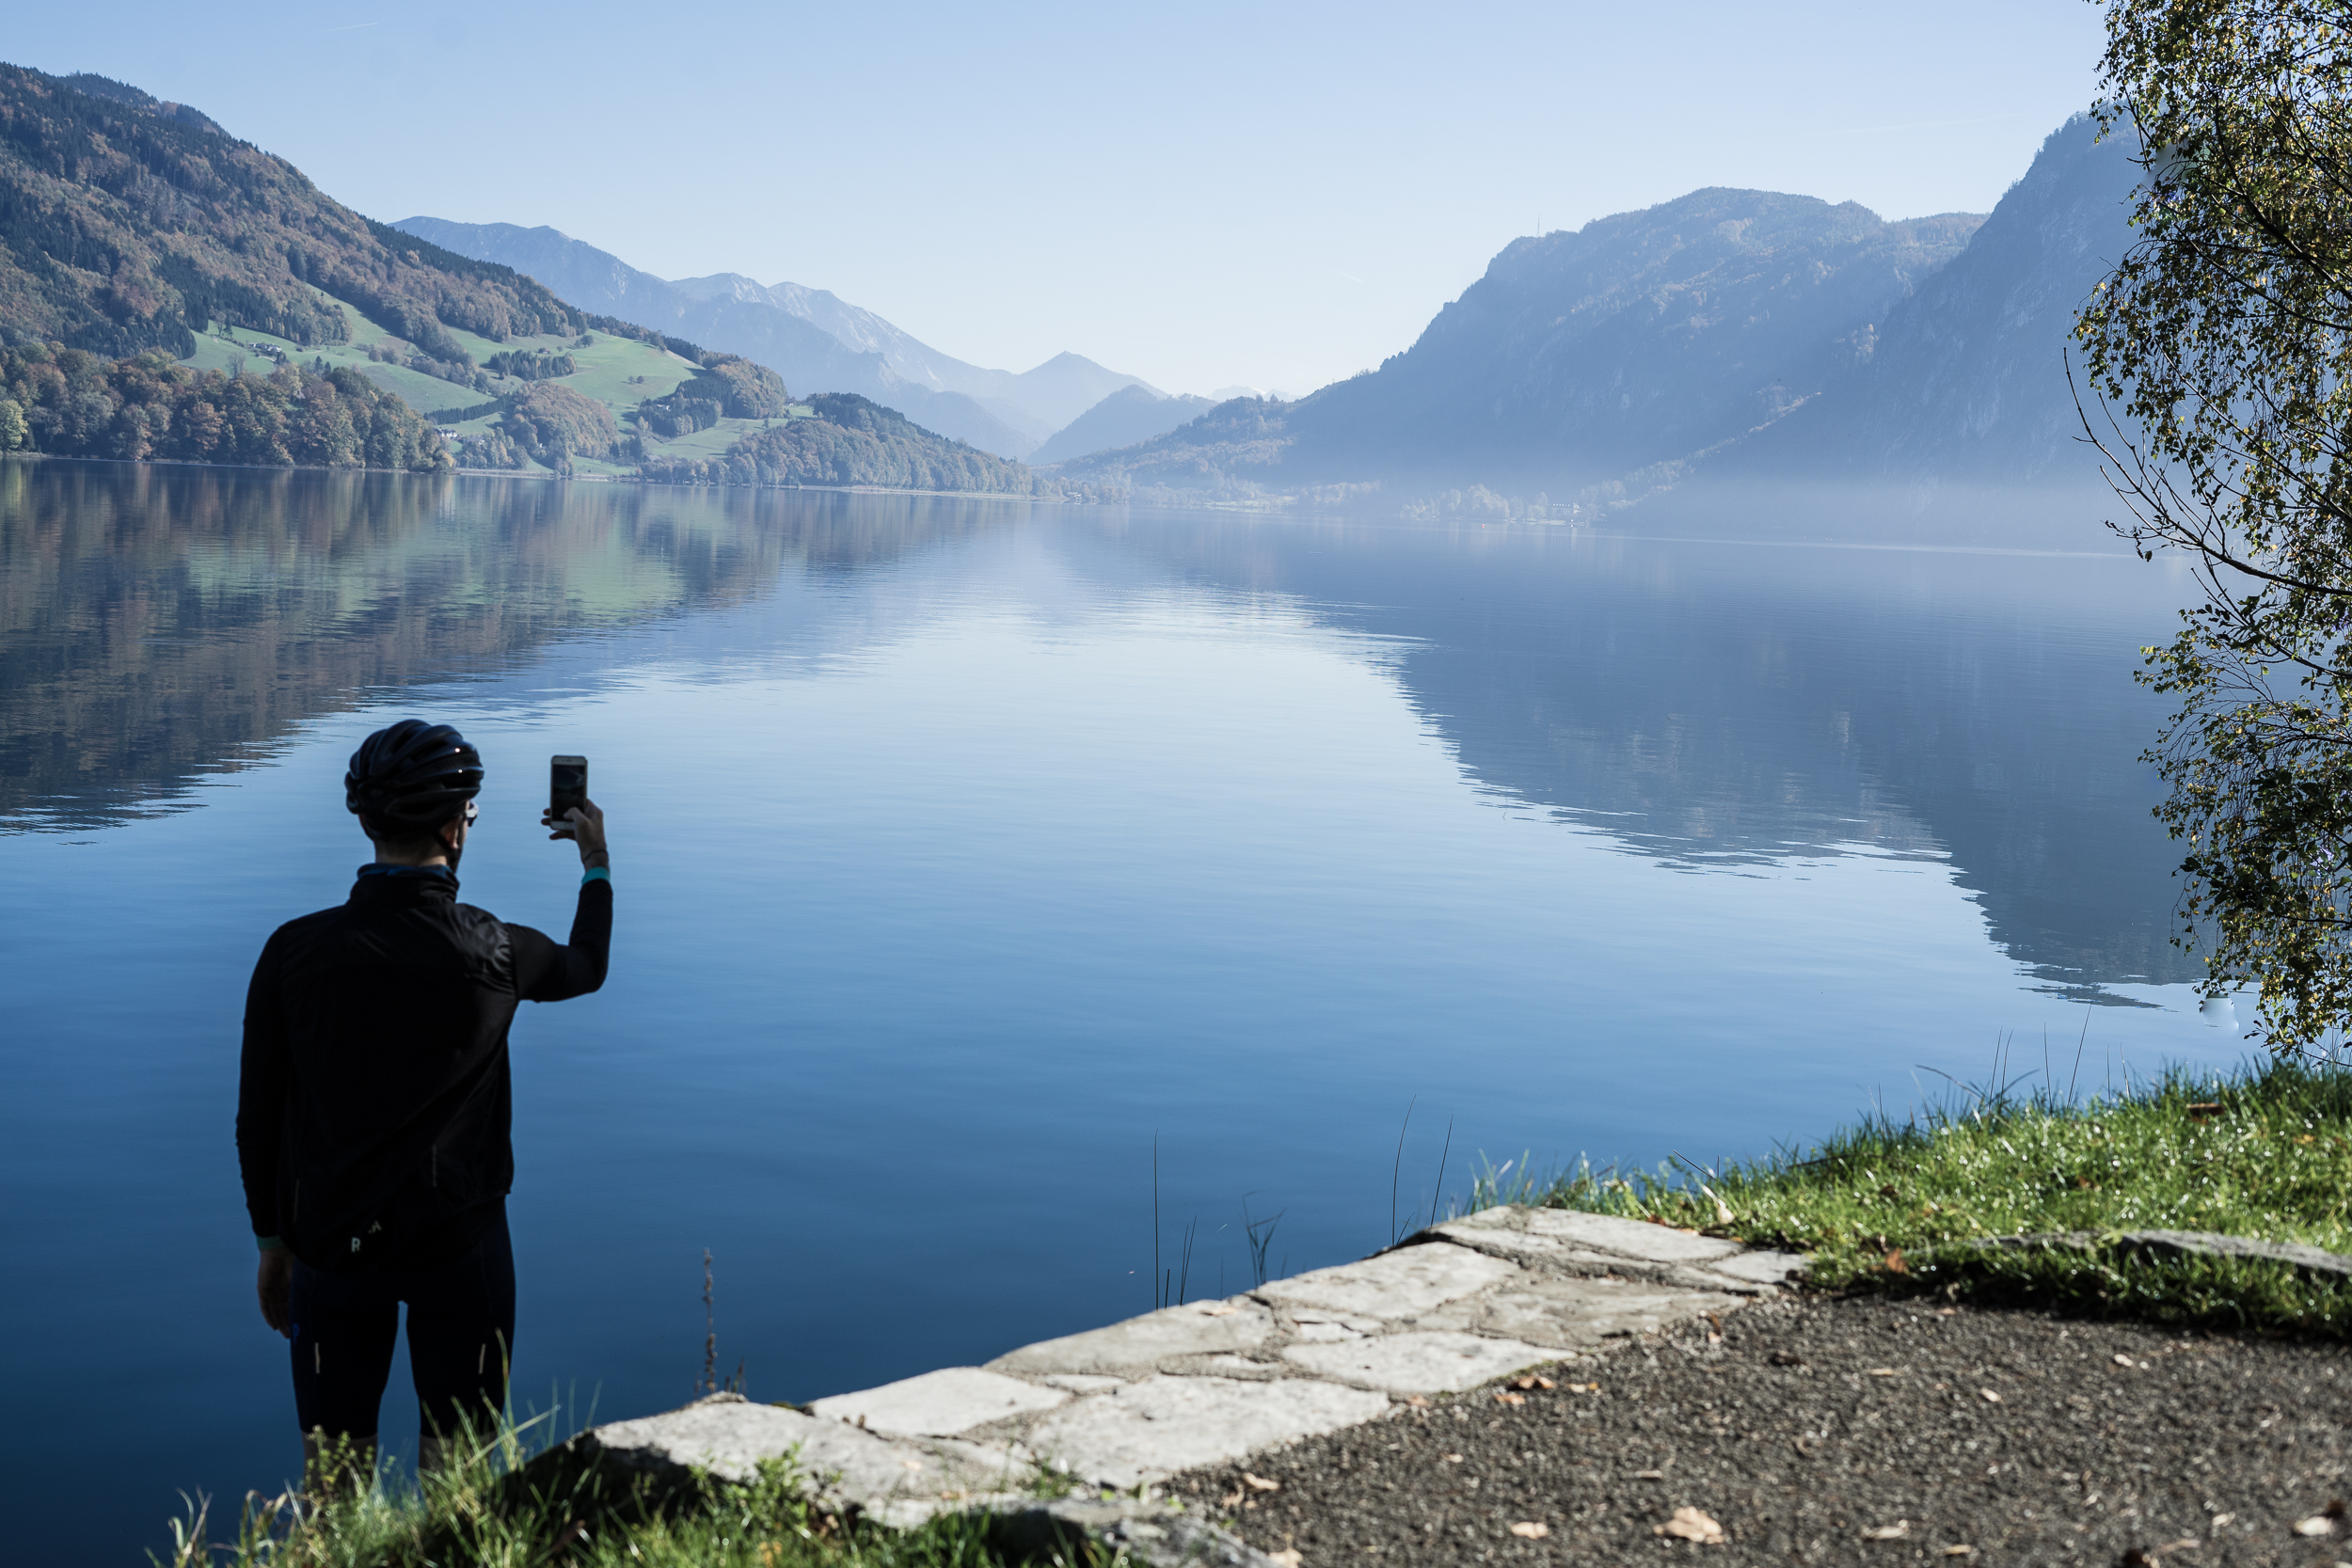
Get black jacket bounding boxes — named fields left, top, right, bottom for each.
left=236, top=865, right=612, bottom=1270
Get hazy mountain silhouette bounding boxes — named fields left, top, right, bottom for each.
left=1729, top=115, right=2140, bottom=487
left=1058, top=193, right=1983, bottom=499
left=1031, top=385, right=1217, bottom=466
left=394, top=219, right=1157, bottom=458
left=1054, top=115, right=2153, bottom=529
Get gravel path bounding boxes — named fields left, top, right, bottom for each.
left=1177, top=1292, right=2352, bottom=1565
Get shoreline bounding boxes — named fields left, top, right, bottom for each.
left=167, top=1059, right=2352, bottom=1564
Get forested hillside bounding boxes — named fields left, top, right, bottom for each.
left=0, top=65, right=588, bottom=361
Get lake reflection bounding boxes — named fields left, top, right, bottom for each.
left=0, top=462, right=2230, bottom=1562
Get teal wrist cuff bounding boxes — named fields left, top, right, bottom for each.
left=257, top=1235, right=286, bottom=1252
left=581, top=866, right=611, bottom=885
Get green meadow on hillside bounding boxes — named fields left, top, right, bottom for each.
left=178, top=291, right=769, bottom=474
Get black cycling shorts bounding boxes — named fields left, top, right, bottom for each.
left=288, top=1204, right=516, bottom=1445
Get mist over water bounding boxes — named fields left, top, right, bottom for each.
left=0, top=463, right=2235, bottom=1562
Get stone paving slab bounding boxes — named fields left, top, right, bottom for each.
left=808, top=1367, right=1068, bottom=1437
left=1023, top=1374, right=1391, bottom=1489
left=560, top=1205, right=1808, bottom=1547
left=1708, top=1246, right=1809, bottom=1285
left=563, top=1394, right=1034, bottom=1528
left=990, top=1297, right=1277, bottom=1377
left=1254, top=1240, right=1523, bottom=1319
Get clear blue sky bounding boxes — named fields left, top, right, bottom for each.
left=11, top=1, right=2108, bottom=398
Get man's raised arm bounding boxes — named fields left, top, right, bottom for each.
left=516, top=798, right=611, bottom=1003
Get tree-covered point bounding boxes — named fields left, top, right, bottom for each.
left=457, top=383, right=619, bottom=473
left=635, top=354, right=790, bottom=436
left=0, top=343, right=448, bottom=470
left=0, top=63, right=592, bottom=360
left=641, top=393, right=1050, bottom=493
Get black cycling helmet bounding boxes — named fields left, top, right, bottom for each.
left=345, top=720, right=484, bottom=838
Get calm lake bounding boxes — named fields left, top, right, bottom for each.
left=0, top=461, right=2241, bottom=1561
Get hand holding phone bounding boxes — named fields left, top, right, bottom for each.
left=544, top=756, right=607, bottom=868
left=548, top=756, right=587, bottom=839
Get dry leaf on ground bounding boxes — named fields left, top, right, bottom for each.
left=1867, top=1368, right=1899, bottom=1377
left=1510, top=1522, right=1549, bottom=1539
left=1861, top=1521, right=1911, bottom=1541
left=2112, top=1354, right=2135, bottom=1368
left=1494, top=1391, right=1525, bottom=1406
left=1242, top=1472, right=1280, bottom=1492
left=1941, top=1547, right=1975, bottom=1558
left=1979, top=1388, right=2002, bottom=1403
left=1510, top=1374, right=1555, bottom=1390
left=1655, top=1507, right=1724, bottom=1544
left=1440, top=1452, right=1463, bottom=1464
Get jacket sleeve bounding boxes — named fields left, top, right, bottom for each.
left=234, top=929, right=291, bottom=1240
left=511, top=877, right=613, bottom=1004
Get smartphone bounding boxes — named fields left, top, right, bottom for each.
left=549, top=755, right=588, bottom=838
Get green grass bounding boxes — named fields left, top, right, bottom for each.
left=1486, top=1055, right=2352, bottom=1335
left=160, top=1413, right=1015, bottom=1568
left=182, top=299, right=824, bottom=480
left=639, top=415, right=776, bottom=461
left=439, top=323, right=704, bottom=411
left=184, top=309, right=482, bottom=416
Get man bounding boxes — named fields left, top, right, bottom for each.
left=235, top=720, right=612, bottom=1479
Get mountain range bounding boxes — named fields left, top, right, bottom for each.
left=391, top=218, right=1175, bottom=460
left=0, top=56, right=2151, bottom=528
left=1053, top=115, right=2142, bottom=524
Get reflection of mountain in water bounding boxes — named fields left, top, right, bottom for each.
left=7, top=468, right=2199, bottom=989
left=1126, top=510, right=2197, bottom=989
left=0, top=461, right=1009, bottom=830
